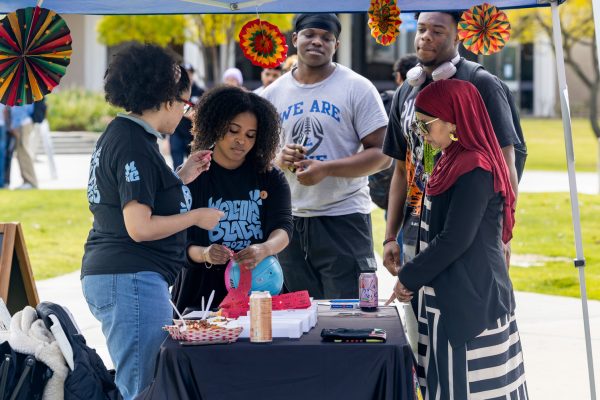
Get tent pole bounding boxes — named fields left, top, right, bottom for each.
left=593, top=0, right=600, bottom=194
left=550, top=2, right=597, bottom=399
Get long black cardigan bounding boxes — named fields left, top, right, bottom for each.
left=399, top=168, right=516, bottom=347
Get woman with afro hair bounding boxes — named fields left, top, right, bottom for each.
left=171, top=86, right=293, bottom=313
left=81, top=44, right=223, bottom=399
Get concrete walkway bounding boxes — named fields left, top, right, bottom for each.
left=520, top=170, right=598, bottom=194
left=9, top=152, right=600, bottom=194
left=12, top=153, right=600, bottom=398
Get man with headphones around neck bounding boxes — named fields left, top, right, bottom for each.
left=382, top=11, right=523, bottom=351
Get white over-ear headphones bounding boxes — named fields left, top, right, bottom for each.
left=406, top=54, right=461, bottom=87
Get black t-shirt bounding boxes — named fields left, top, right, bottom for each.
left=171, top=159, right=293, bottom=311
left=187, top=159, right=293, bottom=252
left=382, top=59, right=520, bottom=247
left=82, top=116, right=193, bottom=285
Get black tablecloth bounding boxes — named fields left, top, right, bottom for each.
left=137, top=306, right=416, bottom=400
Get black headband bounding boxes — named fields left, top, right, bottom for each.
left=295, top=14, right=341, bottom=38
left=414, top=106, right=436, bottom=118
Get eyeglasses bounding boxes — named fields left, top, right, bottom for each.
left=411, top=118, right=439, bottom=137
left=177, top=97, right=194, bottom=115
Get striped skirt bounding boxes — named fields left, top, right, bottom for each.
left=416, top=286, right=528, bottom=400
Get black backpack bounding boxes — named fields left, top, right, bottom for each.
left=35, top=302, right=122, bottom=400
left=368, top=90, right=397, bottom=210
left=368, top=163, right=394, bottom=210
left=454, top=59, right=528, bottom=181
left=0, top=341, right=51, bottom=400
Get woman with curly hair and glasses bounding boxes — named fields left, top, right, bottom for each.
left=81, top=44, right=223, bottom=399
left=172, top=86, right=293, bottom=313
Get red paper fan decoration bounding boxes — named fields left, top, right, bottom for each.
left=458, top=3, right=511, bottom=55
left=368, top=0, right=402, bottom=46
left=0, top=6, right=72, bottom=106
left=239, top=19, right=287, bottom=69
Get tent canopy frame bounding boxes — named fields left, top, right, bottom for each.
left=0, top=0, right=594, bottom=398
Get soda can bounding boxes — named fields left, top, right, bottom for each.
left=359, top=273, right=378, bottom=311
left=250, top=291, right=272, bottom=343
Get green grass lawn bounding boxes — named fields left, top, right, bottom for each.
left=371, top=192, right=600, bottom=300
left=0, top=190, right=90, bottom=280
left=522, top=118, right=598, bottom=171
left=1, top=172, right=599, bottom=301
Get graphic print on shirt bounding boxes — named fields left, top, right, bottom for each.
left=208, top=189, right=263, bottom=251
left=169, top=169, right=192, bottom=213
left=87, top=146, right=102, bottom=204
left=401, top=97, right=426, bottom=216
left=280, top=99, right=342, bottom=162
left=180, top=185, right=192, bottom=213
left=125, top=161, right=140, bottom=183
left=292, top=117, right=323, bottom=157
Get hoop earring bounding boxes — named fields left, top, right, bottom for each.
left=449, top=132, right=458, bottom=142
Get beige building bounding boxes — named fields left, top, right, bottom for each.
left=58, top=14, right=599, bottom=118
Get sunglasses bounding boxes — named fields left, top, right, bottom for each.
left=411, top=118, right=439, bottom=137
left=177, top=97, right=194, bottom=115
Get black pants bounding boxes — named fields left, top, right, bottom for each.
left=279, top=213, right=377, bottom=299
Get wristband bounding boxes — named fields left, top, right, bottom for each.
left=382, top=237, right=397, bottom=246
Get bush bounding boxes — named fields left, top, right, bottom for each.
left=46, top=88, right=123, bottom=132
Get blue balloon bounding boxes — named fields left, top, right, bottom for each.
left=224, top=255, right=284, bottom=296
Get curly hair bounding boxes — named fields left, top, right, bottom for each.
left=191, top=86, right=281, bottom=173
left=104, top=43, right=190, bottom=114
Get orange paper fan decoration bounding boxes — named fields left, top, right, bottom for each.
left=239, top=19, right=287, bottom=69
left=458, top=3, right=511, bottom=55
left=368, top=0, right=402, bottom=46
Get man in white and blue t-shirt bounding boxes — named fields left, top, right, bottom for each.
left=261, top=13, right=390, bottom=299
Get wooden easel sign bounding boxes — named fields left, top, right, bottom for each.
left=0, top=222, right=40, bottom=315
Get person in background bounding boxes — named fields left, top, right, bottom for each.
left=222, top=67, right=244, bottom=87
left=282, top=54, right=298, bottom=73
left=9, top=104, right=36, bottom=189
left=3, top=107, right=14, bottom=188
left=392, top=54, right=419, bottom=87
left=387, top=79, right=527, bottom=399
left=261, top=14, right=389, bottom=299
left=172, top=86, right=292, bottom=311
left=169, top=63, right=205, bottom=170
left=253, top=64, right=283, bottom=95
left=81, top=43, right=223, bottom=400
left=0, top=104, right=6, bottom=188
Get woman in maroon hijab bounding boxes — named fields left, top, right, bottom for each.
left=387, top=79, right=527, bottom=399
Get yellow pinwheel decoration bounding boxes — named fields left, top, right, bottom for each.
left=238, top=19, right=287, bottom=68
left=368, top=0, right=402, bottom=46
left=458, top=3, right=511, bottom=55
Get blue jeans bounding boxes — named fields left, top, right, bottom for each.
left=0, top=125, right=6, bottom=187
left=81, top=272, right=173, bottom=400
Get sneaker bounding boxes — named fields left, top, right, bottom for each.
left=15, top=183, right=35, bottom=190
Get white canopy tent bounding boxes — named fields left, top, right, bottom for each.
left=0, top=0, right=595, bottom=397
